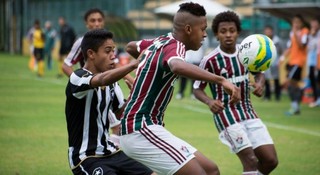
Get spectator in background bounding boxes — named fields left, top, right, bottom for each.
left=58, top=16, right=76, bottom=78
left=176, top=37, right=209, bottom=100
left=32, top=19, right=46, bottom=77
left=44, top=20, right=57, bottom=70
left=308, top=18, right=320, bottom=107
left=263, top=25, right=283, bottom=101
left=281, top=14, right=309, bottom=116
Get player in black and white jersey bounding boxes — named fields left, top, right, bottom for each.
left=62, top=8, right=129, bottom=145
left=65, top=29, right=153, bottom=175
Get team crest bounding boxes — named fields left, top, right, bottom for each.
left=236, top=136, right=243, bottom=144
left=93, top=167, right=103, bottom=175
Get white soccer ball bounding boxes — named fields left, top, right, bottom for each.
left=238, top=34, right=277, bottom=72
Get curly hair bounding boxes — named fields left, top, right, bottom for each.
left=211, top=11, right=241, bottom=34
left=178, top=2, right=206, bottom=16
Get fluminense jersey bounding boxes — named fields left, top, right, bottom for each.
left=121, top=32, right=185, bottom=135
left=193, top=45, right=259, bottom=133
left=65, top=68, right=125, bottom=169
left=64, top=37, right=85, bottom=67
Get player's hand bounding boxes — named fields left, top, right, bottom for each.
left=221, top=80, right=240, bottom=104
left=250, top=82, right=264, bottom=97
left=206, top=99, right=224, bottom=114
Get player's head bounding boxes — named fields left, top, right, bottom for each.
left=81, top=29, right=116, bottom=72
left=173, top=2, right=207, bottom=51
left=264, top=25, right=274, bottom=38
left=34, top=19, right=40, bottom=29
left=84, top=8, right=105, bottom=30
left=211, top=11, right=241, bottom=52
left=58, top=16, right=66, bottom=26
left=291, top=14, right=307, bottom=30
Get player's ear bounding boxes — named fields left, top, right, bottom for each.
left=87, top=49, right=95, bottom=60
left=185, top=24, right=192, bottom=35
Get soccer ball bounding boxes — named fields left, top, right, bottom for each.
left=238, top=34, right=277, bottom=72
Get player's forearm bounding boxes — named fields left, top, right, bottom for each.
left=254, top=72, right=265, bottom=86
left=92, top=61, right=138, bottom=87
left=193, top=88, right=212, bottom=105
left=169, top=59, right=224, bottom=85
left=62, top=63, right=73, bottom=77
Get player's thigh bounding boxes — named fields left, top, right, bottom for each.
left=254, top=144, right=278, bottom=164
left=193, top=151, right=219, bottom=175
left=174, top=158, right=206, bottom=175
left=73, top=157, right=116, bottom=175
left=245, top=119, right=274, bottom=149
left=120, top=125, right=197, bottom=175
left=219, top=123, right=252, bottom=153
left=113, top=151, right=153, bottom=175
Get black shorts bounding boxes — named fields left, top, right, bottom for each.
left=286, top=65, right=302, bottom=81
left=33, top=48, right=44, bottom=61
left=72, top=151, right=153, bottom=175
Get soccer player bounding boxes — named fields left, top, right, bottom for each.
left=281, top=14, right=309, bottom=115
left=58, top=16, right=76, bottom=78
left=65, top=29, right=153, bottom=175
left=193, top=11, right=278, bottom=175
left=32, top=19, right=46, bottom=77
left=62, top=8, right=123, bottom=145
left=120, top=2, right=240, bottom=175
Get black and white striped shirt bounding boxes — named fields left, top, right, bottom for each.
left=65, top=68, right=125, bottom=169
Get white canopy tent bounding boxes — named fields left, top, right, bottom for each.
left=153, top=0, right=241, bottom=20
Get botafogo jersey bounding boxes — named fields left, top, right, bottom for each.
left=193, top=45, right=259, bottom=133
left=121, top=32, right=186, bottom=135
left=65, top=68, right=125, bottom=169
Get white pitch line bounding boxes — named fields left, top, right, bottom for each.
left=172, top=103, right=320, bottom=137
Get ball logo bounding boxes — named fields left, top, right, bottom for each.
left=243, top=57, right=249, bottom=65
left=239, top=41, right=252, bottom=53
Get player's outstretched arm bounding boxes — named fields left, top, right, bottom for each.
left=90, top=59, right=139, bottom=88
left=169, top=59, right=240, bottom=104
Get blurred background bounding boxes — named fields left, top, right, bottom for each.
left=1, top=0, right=319, bottom=55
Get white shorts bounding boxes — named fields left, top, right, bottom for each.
left=219, top=119, right=274, bottom=153
left=120, top=125, right=196, bottom=175
left=108, top=110, right=120, bottom=128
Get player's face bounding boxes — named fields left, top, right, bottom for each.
left=216, top=22, right=239, bottom=53
left=187, top=16, right=207, bottom=50
left=94, top=39, right=116, bottom=72
left=264, top=28, right=273, bottom=38
left=86, top=12, right=105, bottom=30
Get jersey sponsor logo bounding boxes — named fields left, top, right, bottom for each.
left=93, top=167, right=103, bottom=175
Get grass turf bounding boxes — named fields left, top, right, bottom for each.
left=0, top=52, right=319, bottom=174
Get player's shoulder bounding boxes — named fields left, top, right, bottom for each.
left=203, top=47, right=220, bottom=61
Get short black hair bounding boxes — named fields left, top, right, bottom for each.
left=211, top=11, right=241, bottom=34
left=81, top=29, right=113, bottom=61
left=178, top=2, right=206, bottom=16
left=84, top=8, right=105, bottom=21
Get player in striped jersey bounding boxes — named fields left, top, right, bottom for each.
left=193, top=11, right=278, bottom=175
left=62, top=8, right=127, bottom=146
left=120, top=2, right=240, bottom=175
left=65, top=29, right=153, bottom=175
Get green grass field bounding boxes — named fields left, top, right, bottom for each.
left=0, top=52, right=319, bottom=175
